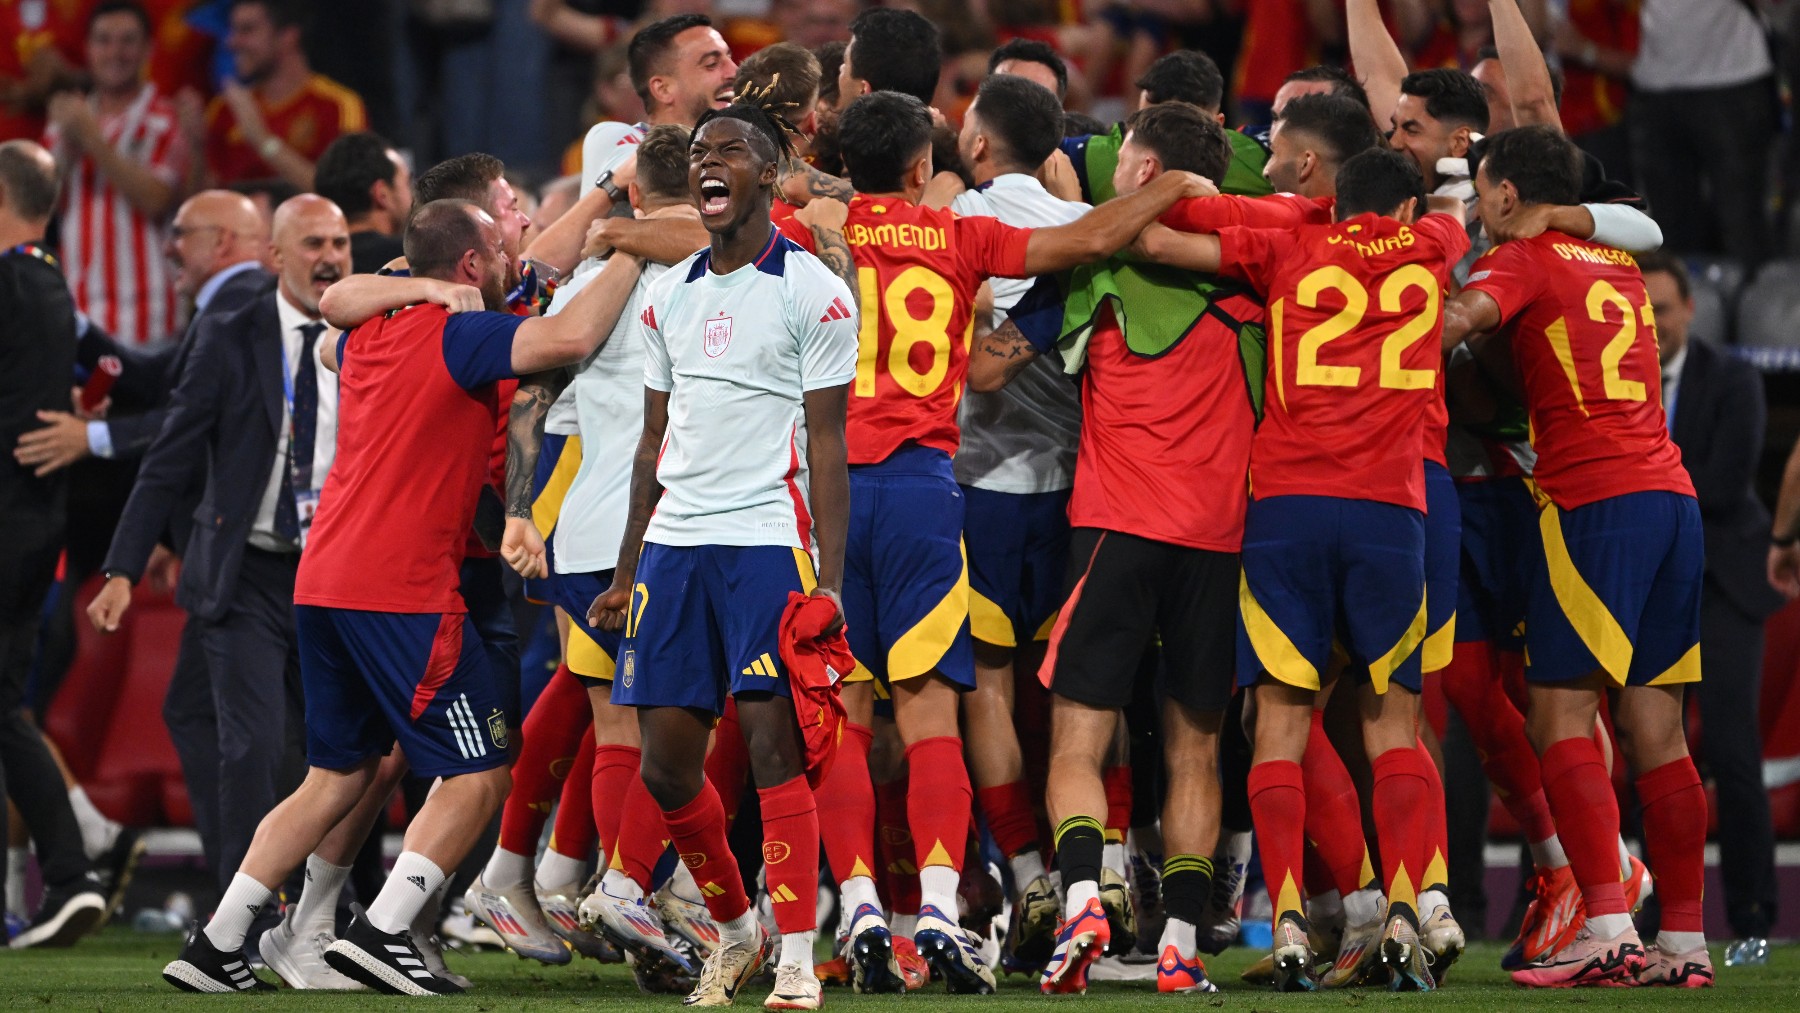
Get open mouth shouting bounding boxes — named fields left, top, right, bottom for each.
left=699, top=175, right=731, bottom=217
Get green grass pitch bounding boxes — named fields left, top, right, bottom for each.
left=3, top=934, right=1794, bottom=1010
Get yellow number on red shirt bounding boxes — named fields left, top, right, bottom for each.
left=1288, top=265, right=1442, bottom=391
left=1544, top=279, right=1653, bottom=413
left=853, top=265, right=956, bottom=398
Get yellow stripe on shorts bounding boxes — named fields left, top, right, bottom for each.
left=1238, top=567, right=1319, bottom=691
left=567, top=621, right=615, bottom=682
left=1538, top=502, right=1633, bottom=685
left=887, top=542, right=971, bottom=682
left=1421, top=611, right=1455, bottom=674
left=532, top=435, right=582, bottom=538
left=1367, top=593, right=1428, bottom=694
left=968, top=586, right=1016, bottom=649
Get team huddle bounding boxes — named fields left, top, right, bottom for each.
left=153, top=2, right=1712, bottom=1006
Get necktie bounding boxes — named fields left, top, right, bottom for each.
left=274, top=322, right=324, bottom=544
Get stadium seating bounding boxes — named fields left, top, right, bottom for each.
left=1685, top=255, right=1746, bottom=345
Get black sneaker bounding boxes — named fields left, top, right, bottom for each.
left=325, top=910, right=466, bottom=995
left=10, top=876, right=106, bottom=949
left=162, top=927, right=276, bottom=992
left=94, top=829, right=146, bottom=926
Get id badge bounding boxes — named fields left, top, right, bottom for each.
left=295, top=488, right=321, bottom=549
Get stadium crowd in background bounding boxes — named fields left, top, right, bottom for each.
left=0, top=0, right=1797, bottom=1005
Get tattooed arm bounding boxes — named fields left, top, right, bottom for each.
left=588, top=387, right=671, bottom=631
left=498, top=370, right=570, bottom=578
left=967, top=318, right=1042, bottom=393
left=794, top=196, right=858, bottom=313
left=779, top=157, right=854, bottom=206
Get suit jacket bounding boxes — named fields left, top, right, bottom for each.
left=1671, top=339, right=1786, bottom=622
left=87, top=266, right=273, bottom=458
left=102, top=290, right=292, bottom=622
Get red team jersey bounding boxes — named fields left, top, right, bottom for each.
left=204, top=73, right=366, bottom=183
left=296, top=305, right=522, bottom=614
left=1463, top=232, right=1694, bottom=510
left=1217, top=212, right=1468, bottom=511
left=777, top=194, right=1032, bottom=465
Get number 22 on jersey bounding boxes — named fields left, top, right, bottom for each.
left=1267, top=264, right=1441, bottom=409
left=852, top=265, right=967, bottom=399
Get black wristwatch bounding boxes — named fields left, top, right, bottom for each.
left=595, top=169, right=625, bottom=204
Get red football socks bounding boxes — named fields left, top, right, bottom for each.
left=875, top=773, right=919, bottom=915
left=660, top=779, right=749, bottom=923
left=498, top=663, right=588, bottom=854
left=615, top=774, right=668, bottom=892
left=1540, top=736, right=1627, bottom=916
left=1302, top=714, right=1370, bottom=897
left=548, top=725, right=598, bottom=860
left=1438, top=643, right=1557, bottom=844
left=591, top=744, right=641, bottom=861
left=905, top=736, right=972, bottom=873
left=705, top=700, right=751, bottom=825
left=814, top=722, right=877, bottom=884
left=1248, top=759, right=1307, bottom=922
left=976, top=779, right=1039, bottom=860
left=1102, top=764, right=1132, bottom=844
left=1371, top=746, right=1431, bottom=915
left=759, top=775, right=821, bottom=934
left=1637, top=757, right=1707, bottom=933
left=1416, top=738, right=1449, bottom=891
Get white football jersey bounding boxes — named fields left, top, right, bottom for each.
left=639, top=231, right=858, bottom=549
left=549, top=254, right=670, bottom=573
left=951, top=174, right=1087, bottom=494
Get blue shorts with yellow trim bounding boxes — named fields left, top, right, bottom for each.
left=297, top=605, right=509, bottom=779
left=843, top=445, right=974, bottom=690
left=1422, top=462, right=1460, bottom=674
left=522, top=433, right=581, bottom=605
left=1526, top=491, right=1702, bottom=687
left=550, top=568, right=621, bottom=688
left=612, top=542, right=818, bottom=714
left=962, top=485, right=1070, bottom=649
left=1454, top=476, right=1537, bottom=649
left=1237, top=495, right=1428, bottom=695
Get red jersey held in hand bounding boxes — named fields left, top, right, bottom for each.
left=1217, top=211, right=1469, bottom=511
left=777, top=194, right=1032, bottom=465
left=1463, top=232, right=1693, bottom=510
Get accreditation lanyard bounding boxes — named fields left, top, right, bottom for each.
left=279, top=337, right=322, bottom=545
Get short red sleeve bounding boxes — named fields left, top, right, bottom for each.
left=1463, top=241, right=1542, bottom=328
left=1413, top=212, right=1472, bottom=274
left=773, top=207, right=816, bottom=252
left=1160, top=193, right=1326, bottom=233
left=954, top=214, right=1033, bottom=280
left=1214, top=225, right=1297, bottom=295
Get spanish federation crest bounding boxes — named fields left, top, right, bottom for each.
left=621, top=648, right=636, bottom=688
left=704, top=313, right=732, bottom=358
left=487, top=709, right=508, bottom=751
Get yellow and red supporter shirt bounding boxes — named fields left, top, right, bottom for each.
left=203, top=72, right=366, bottom=183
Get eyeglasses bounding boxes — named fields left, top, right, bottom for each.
left=168, top=223, right=227, bottom=241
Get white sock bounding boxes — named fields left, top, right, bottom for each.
left=366, top=853, right=446, bottom=935
left=411, top=879, right=450, bottom=937
left=839, top=876, right=880, bottom=920
left=917, top=866, right=959, bottom=920
left=1419, top=888, right=1450, bottom=917
left=1617, top=838, right=1634, bottom=879
left=482, top=847, right=533, bottom=890
left=67, top=786, right=119, bottom=858
left=1008, top=851, right=1047, bottom=891
left=1657, top=930, right=1705, bottom=954
left=779, top=930, right=815, bottom=972
left=1307, top=889, right=1344, bottom=926
left=1065, top=879, right=1100, bottom=921
left=1102, top=842, right=1127, bottom=877
left=292, top=855, right=351, bottom=933
left=1158, top=916, right=1197, bottom=954
left=718, top=907, right=759, bottom=945
left=204, top=873, right=275, bottom=951
left=535, top=848, right=587, bottom=893
left=1343, top=886, right=1384, bottom=928
left=6, top=848, right=26, bottom=919
left=601, top=867, right=644, bottom=901
left=1528, top=834, right=1569, bottom=870
left=1587, top=912, right=1632, bottom=939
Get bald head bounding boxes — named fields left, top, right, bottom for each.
left=0, top=140, right=59, bottom=224
left=167, top=189, right=268, bottom=298
left=404, top=198, right=508, bottom=311
left=272, top=194, right=350, bottom=317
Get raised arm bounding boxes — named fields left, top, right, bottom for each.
left=1022, top=170, right=1212, bottom=274
left=1348, top=0, right=1408, bottom=132
left=794, top=197, right=858, bottom=313
left=1490, top=0, right=1561, bottom=129
left=589, top=387, right=670, bottom=630
left=583, top=215, right=711, bottom=266
left=1131, top=222, right=1222, bottom=274
left=509, top=251, right=645, bottom=373
left=525, top=186, right=617, bottom=275
left=802, top=383, right=850, bottom=613
left=318, top=274, right=484, bottom=330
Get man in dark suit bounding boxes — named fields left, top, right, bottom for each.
left=87, top=195, right=351, bottom=914
left=1645, top=251, right=1782, bottom=962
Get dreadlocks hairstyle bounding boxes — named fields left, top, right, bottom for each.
left=695, top=77, right=800, bottom=163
